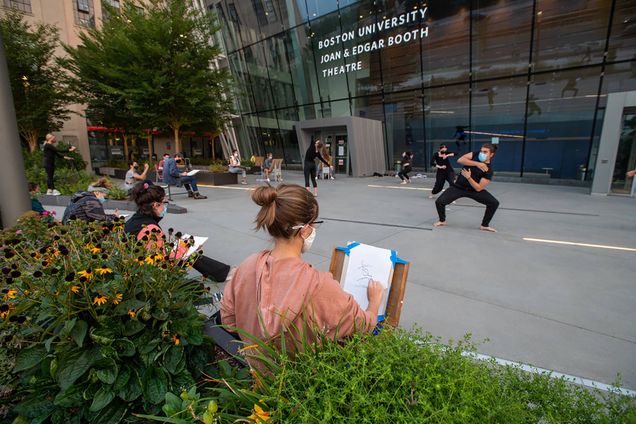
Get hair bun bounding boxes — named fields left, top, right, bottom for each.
left=252, top=186, right=277, bottom=207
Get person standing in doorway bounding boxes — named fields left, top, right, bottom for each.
left=304, top=140, right=332, bottom=197
left=433, top=143, right=500, bottom=233
left=429, top=144, right=456, bottom=198
left=398, top=151, right=414, bottom=184
left=229, top=149, right=248, bottom=185
left=43, top=133, right=76, bottom=195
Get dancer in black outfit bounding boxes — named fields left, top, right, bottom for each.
left=429, top=144, right=456, bottom=198
left=304, top=140, right=332, bottom=196
left=43, top=133, right=76, bottom=195
left=398, top=151, right=414, bottom=184
left=433, top=143, right=500, bottom=233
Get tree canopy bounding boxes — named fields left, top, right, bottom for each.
left=64, top=0, right=233, bottom=154
left=0, top=10, right=73, bottom=152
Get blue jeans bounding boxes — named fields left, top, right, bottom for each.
left=179, top=175, right=198, bottom=192
left=229, top=166, right=246, bottom=178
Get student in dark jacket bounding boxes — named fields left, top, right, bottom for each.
left=43, top=133, right=76, bottom=196
left=304, top=140, right=332, bottom=197
left=398, top=151, right=414, bottom=184
left=429, top=144, right=456, bottom=198
left=62, top=178, right=117, bottom=224
left=433, top=143, right=500, bottom=233
left=124, top=182, right=230, bottom=282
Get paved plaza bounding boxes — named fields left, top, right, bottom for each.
left=50, top=172, right=636, bottom=390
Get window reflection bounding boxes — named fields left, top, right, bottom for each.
left=608, top=0, right=636, bottom=62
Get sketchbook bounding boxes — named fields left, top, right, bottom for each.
left=186, top=169, right=200, bottom=176
left=175, top=234, right=208, bottom=259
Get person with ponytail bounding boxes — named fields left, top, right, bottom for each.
left=221, top=184, right=384, bottom=345
left=124, top=181, right=230, bottom=282
left=433, top=143, right=500, bottom=232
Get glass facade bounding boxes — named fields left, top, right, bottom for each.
left=215, top=0, right=636, bottom=179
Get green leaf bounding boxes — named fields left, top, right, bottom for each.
left=118, top=368, right=142, bottom=402
left=113, top=338, right=135, bottom=357
left=89, top=386, right=115, bottom=412
left=113, top=298, right=146, bottom=316
left=91, top=401, right=128, bottom=424
left=122, top=319, right=145, bottom=336
left=142, top=367, right=169, bottom=405
left=164, top=345, right=184, bottom=375
left=14, top=345, right=47, bottom=372
left=53, top=385, right=83, bottom=408
left=164, top=391, right=182, bottom=411
left=44, top=336, right=55, bottom=353
left=96, top=358, right=118, bottom=384
left=62, top=318, right=76, bottom=336
left=56, top=347, right=101, bottom=390
left=13, top=397, right=54, bottom=419
left=113, top=366, right=130, bottom=393
left=71, top=320, right=88, bottom=347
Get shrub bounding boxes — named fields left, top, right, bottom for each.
left=0, top=216, right=216, bottom=423
left=23, top=147, right=95, bottom=195
left=144, top=328, right=636, bottom=423
left=208, top=160, right=228, bottom=173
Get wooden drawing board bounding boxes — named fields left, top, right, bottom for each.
left=329, top=247, right=409, bottom=327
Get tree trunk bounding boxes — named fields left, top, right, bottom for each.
left=122, top=134, right=129, bottom=160
left=173, top=126, right=181, bottom=154
left=147, top=134, right=153, bottom=159
left=25, top=131, right=39, bottom=152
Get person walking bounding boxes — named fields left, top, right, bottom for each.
left=429, top=144, right=456, bottom=198
left=43, top=133, right=76, bottom=195
left=304, top=140, right=332, bottom=196
left=228, top=149, right=248, bottom=185
left=163, top=153, right=208, bottom=199
left=433, top=143, right=500, bottom=233
left=398, top=151, right=414, bottom=184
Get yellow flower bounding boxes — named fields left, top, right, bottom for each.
left=86, top=244, right=101, bottom=254
left=0, top=305, right=14, bottom=320
left=70, top=285, right=80, bottom=294
left=127, top=309, right=136, bottom=318
left=144, top=256, right=156, bottom=265
left=172, top=334, right=180, bottom=346
left=78, top=269, right=93, bottom=281
left=4, top=289, right=17, bottom=300
left=93, top=295, right=108, bottom=306
left=112, top=293, right=123, bottom=305
left=95, top=267, right=113, bottom=276
left=248, top=402, right=271, bottom=423
left=135, top=256, right=145, bottom=265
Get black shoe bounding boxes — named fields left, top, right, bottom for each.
left=193, top=192, right=207, bottom=199
left=188, top=191, right=194, bottom=198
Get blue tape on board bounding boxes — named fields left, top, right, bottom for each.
left=335, top=241, right=360, bottom=256
left=390, top=250, right=408, bottom=268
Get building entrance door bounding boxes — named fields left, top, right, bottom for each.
left=610, top=112, right=636, bottom=196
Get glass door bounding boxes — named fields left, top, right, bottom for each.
left=610, top=113, right=636, bottom=196
left=333, top=134, right=349, bottom=175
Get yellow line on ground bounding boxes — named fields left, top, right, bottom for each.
left=367, top=184, right=432, bottom=191
left=198, top=185, right=255, bottom=191
left=523, top=238, right=636, bottom=252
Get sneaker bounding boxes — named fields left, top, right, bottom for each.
left=188, top=191, right=195, bottom=198
left=400, top=180, right=407, bottom=185
left=241, top=181, right=248, bottom=185
left=193, top=193, right=207, bottom=199
left=330, top=176, right=335, bottom=180
left=46, top=189, right=53, bottom=195
left=407, top=179, right=412, bottom=184
left=51, top=189, right=61, bottom=196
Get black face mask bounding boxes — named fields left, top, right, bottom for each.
left=133, top=165, right=139, bottom=169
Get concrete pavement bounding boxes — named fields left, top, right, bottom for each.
left=48, top=171, right=636, bottom=390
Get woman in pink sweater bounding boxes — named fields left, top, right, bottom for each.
left=221, top=184, right=384, bottom=346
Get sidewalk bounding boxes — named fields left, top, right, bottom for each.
left=47, top=171, right=636, bottom=389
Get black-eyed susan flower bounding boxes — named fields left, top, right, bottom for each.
left=0, top=304, right=14, bottom=319
left=248, top=402, right=271, bottom=423
left=93, top=295, right=107, bottom=306
left=3, top=289, right=17, bottom=300
left=78, top=269, right=93, bottom=281
left=70, top=286, right=80, bottom=294
left=127, top=309, right=136, bottom=318
left=112, top=293, right=123, bottom=305
left=135, top=256, right=145, bottom=265
left=172, top=334, right=180, bottom=346
left=33, top=271, right=43, bottom=278
left=64, top=272, right=75, bottom=282
left=144, top=256, right=156, bottom=265
left=95, top=267, right=113, bottom=276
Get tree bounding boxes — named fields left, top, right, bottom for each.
left=64, top=0, right=233, bottom=154
left=0, top=10, right=73, bottom=152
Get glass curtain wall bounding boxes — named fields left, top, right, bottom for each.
left=216, top=0, right=636, bottom=179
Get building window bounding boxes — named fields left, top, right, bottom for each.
left=228, top=3, right=240, bottom=25
left=3, top=0, right=32, bottom=13
left=252, top=0, right=277, bottom=26
left=73, top=0, right=94, bottom=27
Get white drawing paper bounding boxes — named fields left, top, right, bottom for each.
left=186, top=169, right=200, bottom=176
left=340, top=243, right=393, bottom=315
left=175, top=234, right=208, bottom=259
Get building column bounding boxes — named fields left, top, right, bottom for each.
left=0, top=33, right=30, bottom=228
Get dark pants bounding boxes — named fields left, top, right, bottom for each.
left=432, top=169, right=455, bottom=194
left=45, top=163, right=55, bottom=190
left=193, top=255, right=230, bottom=282
left=178, top=175, right=198, bottom=192
left=398, top=168, right=411, bottom=181
left=435, top=186, right=499, bottom=227
left=304, top=161, right=317, bottom=188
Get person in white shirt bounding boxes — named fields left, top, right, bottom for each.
left=228, top=149, right=248, bottom=185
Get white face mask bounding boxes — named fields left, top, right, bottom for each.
left=301, top=226, right=316, bottom=253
